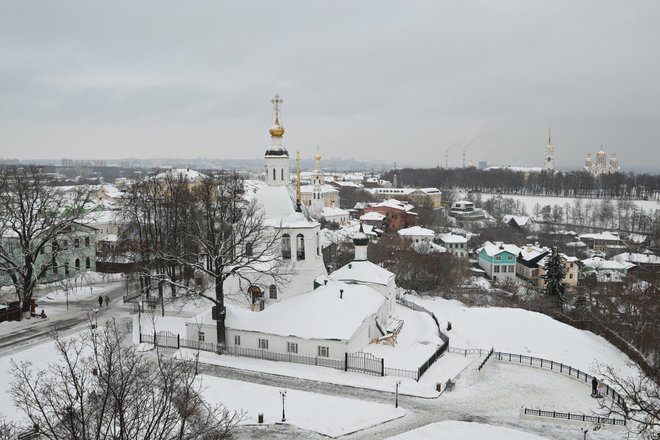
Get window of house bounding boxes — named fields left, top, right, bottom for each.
left=85, top=257, right=91, bottom=270
left=281, top=168, right=284, bottom=181
left=287, top=342, right=298, bottom=354
left=507, top=255, right=513, bottom=261
left=75, top=258, right=80, bottom=269
left=296, top=234, right=305, bottom=260
left=316, top=232, right=320, bottom=256
left=281, top=234, right=291, bottom=259
left=85, top=236, right=90, bottom=247
left=495, top=256, right=501, bottom=261
left=198, top=332, right=205, bottom=342
left=272, top=168, right=276, bottom=181
left=62, top=240, right=68, bottom=248
left=318, top=346, right=329, bottom=357
left=569, top=274, right=574, bottom=279
left=269, top=285, right=277, bottom=299
left=508, top=265, right=515, bottom=273
left=245, top=242, right=253, bottom=257
left=258, top=338, right=269, bottom=350
left=494, top=265, right=500, bottom=273
left=74, top=238, right=80, bottom=248
left=234, top=335, right=241, bottom=346
left=65, top=262, right=69, bottom=275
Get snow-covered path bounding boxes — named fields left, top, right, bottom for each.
left=198, top=356, right=624, bottom=440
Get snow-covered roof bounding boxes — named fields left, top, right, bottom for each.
left=478, top=241, right=521, bottom=257
left=437, top=233, right=468, bottom=244
left=538, top=253, right=578, bottom=268
left=503, top=215, right=532, bottom=226
left=330, top=260, right=395, bottom=286
left=612, top=252, right=660, bottom=265
left=322, top=207, right=349, bottom=218
left=192, top=280, right=384, bottom=341
left=579, top=231, right=620, bottom=241
left=154, top=168, right=206, bottom=181
left=565, top=241, right=587, bottom=248
left=412, top=241, right=447, bottom=254
left=368, top=187, right=441, bottom=196
left=397, top=226, right=435, bottom=237
left=253, top=185, right=319, bottom=228
left=82, top=210, right=121, bottom=225
left=360, top=212, right=386, bottom=221
left=581, top=257, right=632, bottom=271
left=627, top=233, right=648, bottom=244
left=518, top=244, right=549, bottom=262
left=371, top=199, right=415, bottom=212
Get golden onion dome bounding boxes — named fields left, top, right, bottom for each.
left=269, top=123, right=285, bottom=137
left=314, top=152, right=321, bottom=161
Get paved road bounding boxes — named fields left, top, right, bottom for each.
left=0, top=283, right=129, bottom=356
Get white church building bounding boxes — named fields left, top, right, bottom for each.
left=186, top=97, right=398, bottom=356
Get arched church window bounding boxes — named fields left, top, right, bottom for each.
left=75, top=258, right=80, bottom=269
left=281, top=168, right=284, bottom=181
left=85, top=257, right=91, bottom=269
left=281, top=234, right=291, bottom=259
left=269, top=285, right=277, bottom=299
left=272, top=168, right=276, bottom=181
left=296, top=234, right=305, bottom=260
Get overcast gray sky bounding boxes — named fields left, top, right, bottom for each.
left=1, top=1, right=658, bottom=170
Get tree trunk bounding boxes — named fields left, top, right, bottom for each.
left=215, top=280, right=226, bottom=349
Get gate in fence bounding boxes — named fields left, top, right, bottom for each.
left=345, top=352, right=384, bottom=376
left=155, top=331, right=179, bottom=349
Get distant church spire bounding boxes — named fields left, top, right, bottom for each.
left=544, top=126, right=555, bottom=172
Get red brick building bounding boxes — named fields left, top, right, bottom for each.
left=362, top=199, right=417, bottom=232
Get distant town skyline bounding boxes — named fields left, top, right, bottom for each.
left=1, top=1, right=659, bottom=171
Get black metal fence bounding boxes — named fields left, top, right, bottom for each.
left=477, top=347, right=494, bottom=371
left=180, top=338, right=218, bottom=353
left=346, top=352, right=384, bottom=376
left=495, top=352, right=626, bottom=408
left=448, top=347, right=490, bottom=357
left=397, top=296, right=451, bottom=380
left=384, top=366, right=419, bottom=380
left=523, top=407, right=626, bottom=426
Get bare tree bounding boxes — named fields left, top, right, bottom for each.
left=0, top=167, right=92, bottom=314
left=10, top=319, right=242, bottom=440
left=596, top=363, right=659, bottom=439
left=123, top=171, right=288, bottom=347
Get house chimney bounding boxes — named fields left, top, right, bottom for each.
left=349, top=263, right=352, bottom=269
left=324, top=279, right=328, bottom=286
left=352, top=223, right=369, bottom=261
left=340, top=289, right=344, bottom=299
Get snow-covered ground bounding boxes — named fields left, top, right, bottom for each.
left=412, top=295, right=637, bottom=378
left=481, top=193, right=660, bottom=214
left=386, top=421, right=550, bottom=440
left=201, top=375, right=405, bottom=438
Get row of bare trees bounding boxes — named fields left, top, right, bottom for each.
left=118, top=170, right=284, bottom=346
left=6, top=320, right=242, bottom=439
left=0, top=167, right=93, bottom=313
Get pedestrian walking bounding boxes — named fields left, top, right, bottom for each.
left=98, top=295, right=103, bottom=307
left=591, top=377, right=598, bottom=396
left=104, top=294, right=109, bottom=307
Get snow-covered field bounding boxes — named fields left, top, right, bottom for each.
left=201, top=375, right=405, bottom=438
left=481, top=193, right=660, bottom=215
left=387, top=421, right=550, bottom=439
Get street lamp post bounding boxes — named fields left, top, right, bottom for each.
left=279, top=389, right=287, bottom=422
left=395, top=380, right=401, bottom=408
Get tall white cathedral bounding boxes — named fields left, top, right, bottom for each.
left=584, top=147, right=620, bottom=176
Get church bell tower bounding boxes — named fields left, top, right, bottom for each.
left=265, top=94, right=290, bottom=187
